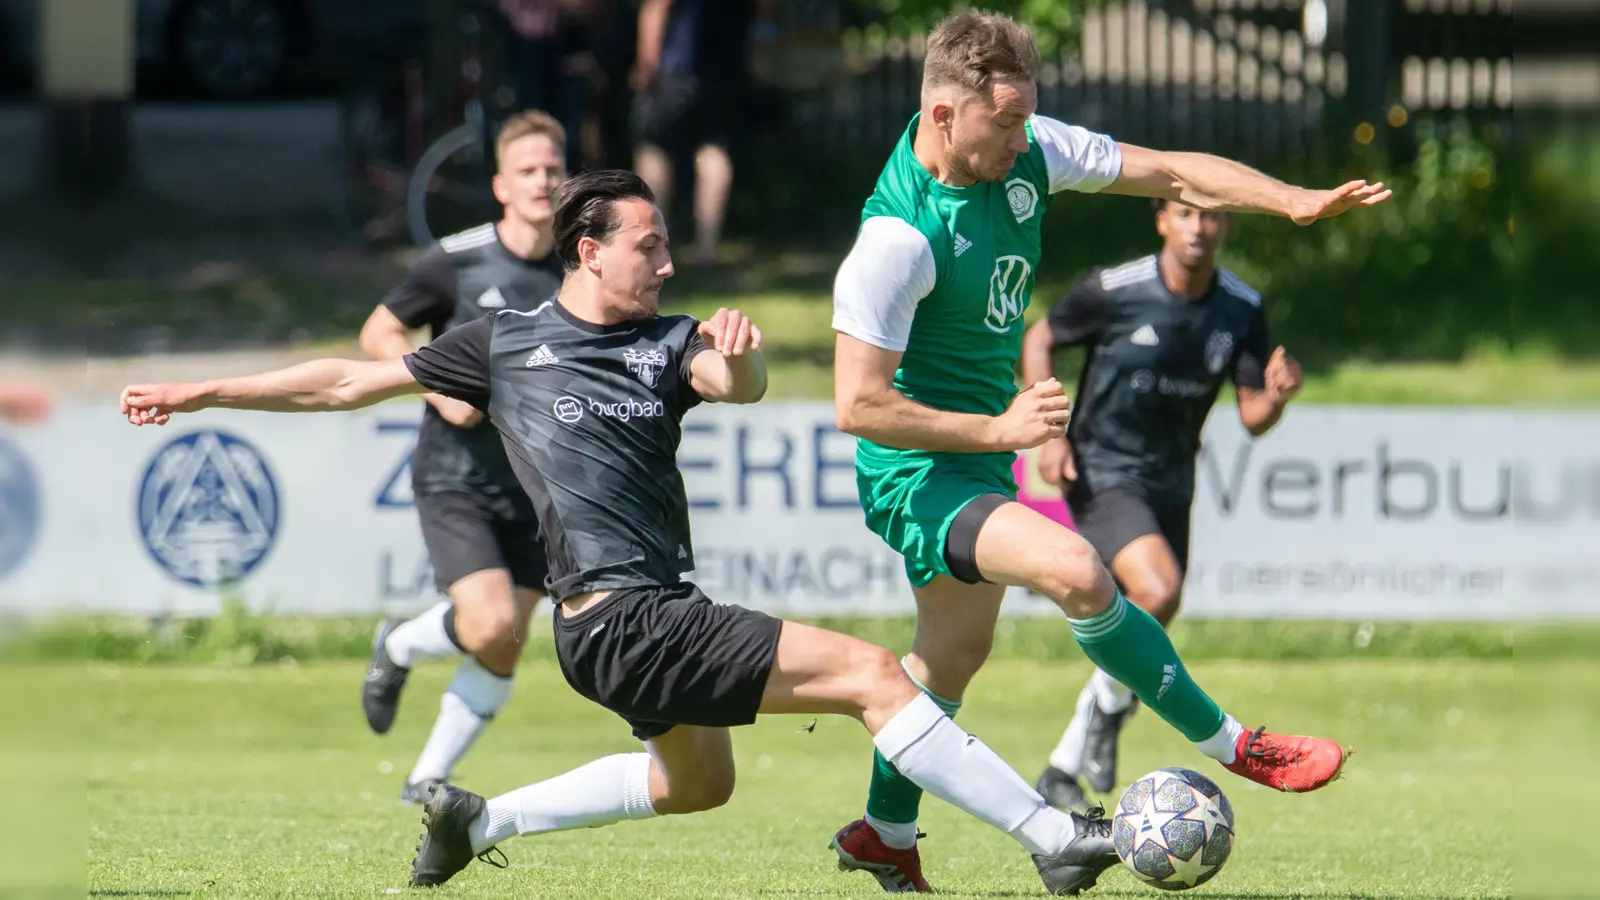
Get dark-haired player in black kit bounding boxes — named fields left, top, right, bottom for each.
left=1021, top=199, right=1304, bottom=812
left=355, top=110, right=568, bottom=805
left=120, top=169, right=1124, bottom=897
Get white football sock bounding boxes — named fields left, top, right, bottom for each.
left=874, top=694, right=1075, bottom=858
left=1195, top=714, right=1245, bottom=765
left=864, top=814, right=919, bottom=850
left=469, top=752, right=657, bottom=854
left=1048, top=683, right=1097, bottom=775
left=408, top=659, right=513, bottom=785
left=1089, top=668, right=1135, bottom=714
left=385, top=601, right=461, bottom=668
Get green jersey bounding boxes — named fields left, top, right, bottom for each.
left=832, top=113, right=1123, bottom=432
left=834, top=113, right=1123, bottom=586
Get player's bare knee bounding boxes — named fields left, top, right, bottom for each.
left=1037, top=536, right=1106, bottom=612
left=658, top=769, right=736, bottom=814
left=1140, top=585, right=1182, bottom=626
left=856, top=644, right=919, bottom=715
left=455, top=602, right=516, bottom=654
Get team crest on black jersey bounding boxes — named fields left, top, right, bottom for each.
left=1204, top=330, right=1234, bottom=375
left=624, top=348, right=668, bottom=388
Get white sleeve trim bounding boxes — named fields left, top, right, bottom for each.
left=1032, top=115, right=1123, bottom=195
left=831, top=216, right=937, bottom=352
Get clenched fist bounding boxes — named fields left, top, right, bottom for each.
left=991, top=378, right=1073, bottom=452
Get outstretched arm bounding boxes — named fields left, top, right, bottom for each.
left=1102, top=143, right=1392, bottom=224
left=121, top=358, right=425, bottom=425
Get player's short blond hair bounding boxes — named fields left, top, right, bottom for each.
left=922, top=10, right=1040, bottom=99
left=495, top=110, right=567, bottom=172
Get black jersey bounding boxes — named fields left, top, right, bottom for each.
left=382, top=223, right=564, bottom=495
left=1048, top=254, right=1270, bottom=502
left=402, top=300, right=713, bottom=601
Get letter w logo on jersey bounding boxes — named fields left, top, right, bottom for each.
left=985, top=255, right=1033, bottom=334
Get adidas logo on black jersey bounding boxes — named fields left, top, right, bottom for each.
left=526, top=344, right=558, bottom=367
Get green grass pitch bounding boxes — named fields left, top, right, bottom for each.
left=78, top=655, right=1518, bottom=898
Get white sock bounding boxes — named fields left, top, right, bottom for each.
left=1195, top=714, right=1246, bottom=765
left=468, top=752, right=657, bottom=854
left=1048, top=683, right=1097, bottom=775
left=408, top=659, right=513, bottom=785
left=1089, top=668, right=1135, bottom=713
left=385, top=601, right=461, bottom=668
left=864, top=814, right=919, bottom=850
left=874, top=694, right=1076, bottom=858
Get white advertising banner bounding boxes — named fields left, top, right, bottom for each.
left=0, top=401, right=1593, bottom=620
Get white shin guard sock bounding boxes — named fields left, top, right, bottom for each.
left=385, top=601, right=462, bottom=668
left=875, top=694, right=1075, bottom=858
left=1089, top=668, right=1135, bottom=713
left=471, top=753, right=657, bottom=854
left=1048, top=683, right=1098, bottom=775
left=409, top=659, right=514, bottom=785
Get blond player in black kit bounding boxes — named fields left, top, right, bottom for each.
left=356, top=111, right=569, bottom=805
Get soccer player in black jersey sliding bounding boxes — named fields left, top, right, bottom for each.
left=120, top=169, right=1126, bottom=896
left=356, top=110, right=568, bottom=805
left=1020, top=199, right=1304, bottom=812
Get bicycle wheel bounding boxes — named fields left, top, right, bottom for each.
left=406, top=123, right=498, bottom=248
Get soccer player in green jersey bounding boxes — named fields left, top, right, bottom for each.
left=828, top=11, right=1390, bottom=893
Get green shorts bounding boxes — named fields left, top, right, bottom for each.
left=855, top=447, right=1018, bottom=587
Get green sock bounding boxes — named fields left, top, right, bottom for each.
left=1069, top=590, right=1225, bottom=742
left=864, top=662, right=961, bottom=826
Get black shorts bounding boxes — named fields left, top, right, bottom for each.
left=415, top=489, right=549, bottom=593
left=1067, top=484, right=1194, bottom=574
left=632, top=74, right=741, bottom=154
left=552, top=583, right=783, bottom=742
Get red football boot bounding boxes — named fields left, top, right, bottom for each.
left=830, top=819, right=933, bottom=893
left=1223, top=725, right=1350, bottom=792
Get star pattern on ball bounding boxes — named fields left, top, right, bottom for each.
left=1131, top=792, right=1185, bottom=852
left=1178, top=795, right=1226, bottom=844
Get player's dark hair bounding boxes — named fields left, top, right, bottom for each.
left=552, top=169, right=657, bottom=272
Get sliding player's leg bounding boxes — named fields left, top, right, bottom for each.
left=411, top=723, right=731, bottom=886
left=758, top=620, right=1117, bottom=896
left=413, top=585, right=1118, bottom=893
left=975, top=500, right=1347, bottom=793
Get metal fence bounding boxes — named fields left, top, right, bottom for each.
left=763, top=0, right=1516, bottom=170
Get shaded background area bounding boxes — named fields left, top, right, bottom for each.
left=2, top=0, right=1593, bottom=384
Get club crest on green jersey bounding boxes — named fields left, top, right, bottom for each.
left=985, top=255, right=1032, bottom=333
left=1005, top=178, right=1039, bottom=223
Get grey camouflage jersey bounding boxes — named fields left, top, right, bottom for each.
left=402, top=299, right=712, bottom=600
left=383, top=223, right=564, bottom=495
left=1048, top=254, right=1270, bottom=502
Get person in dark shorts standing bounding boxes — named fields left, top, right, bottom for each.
left=1020, top=199, right=1305, bottom=811
left=630, top=0, right=758, bottom=264
left=355, top=111, right=569, bottom=805
left=118, top=169, right=1123, bottom=897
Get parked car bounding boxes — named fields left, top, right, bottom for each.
left=1, top=0, right=423, bottom=98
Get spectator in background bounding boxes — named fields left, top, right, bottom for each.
left=631, top=0, right=771, bottom=266
left=0, top=383, right=52, bottom=425
left=500, top=0, right=606, bottom=172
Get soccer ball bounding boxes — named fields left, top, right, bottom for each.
left=1112, top=767, right=1235, bottom=891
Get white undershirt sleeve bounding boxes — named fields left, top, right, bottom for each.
left=1032, top=115, right=1123, bottom=194
left=831, top=216, right=938, bottom=352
